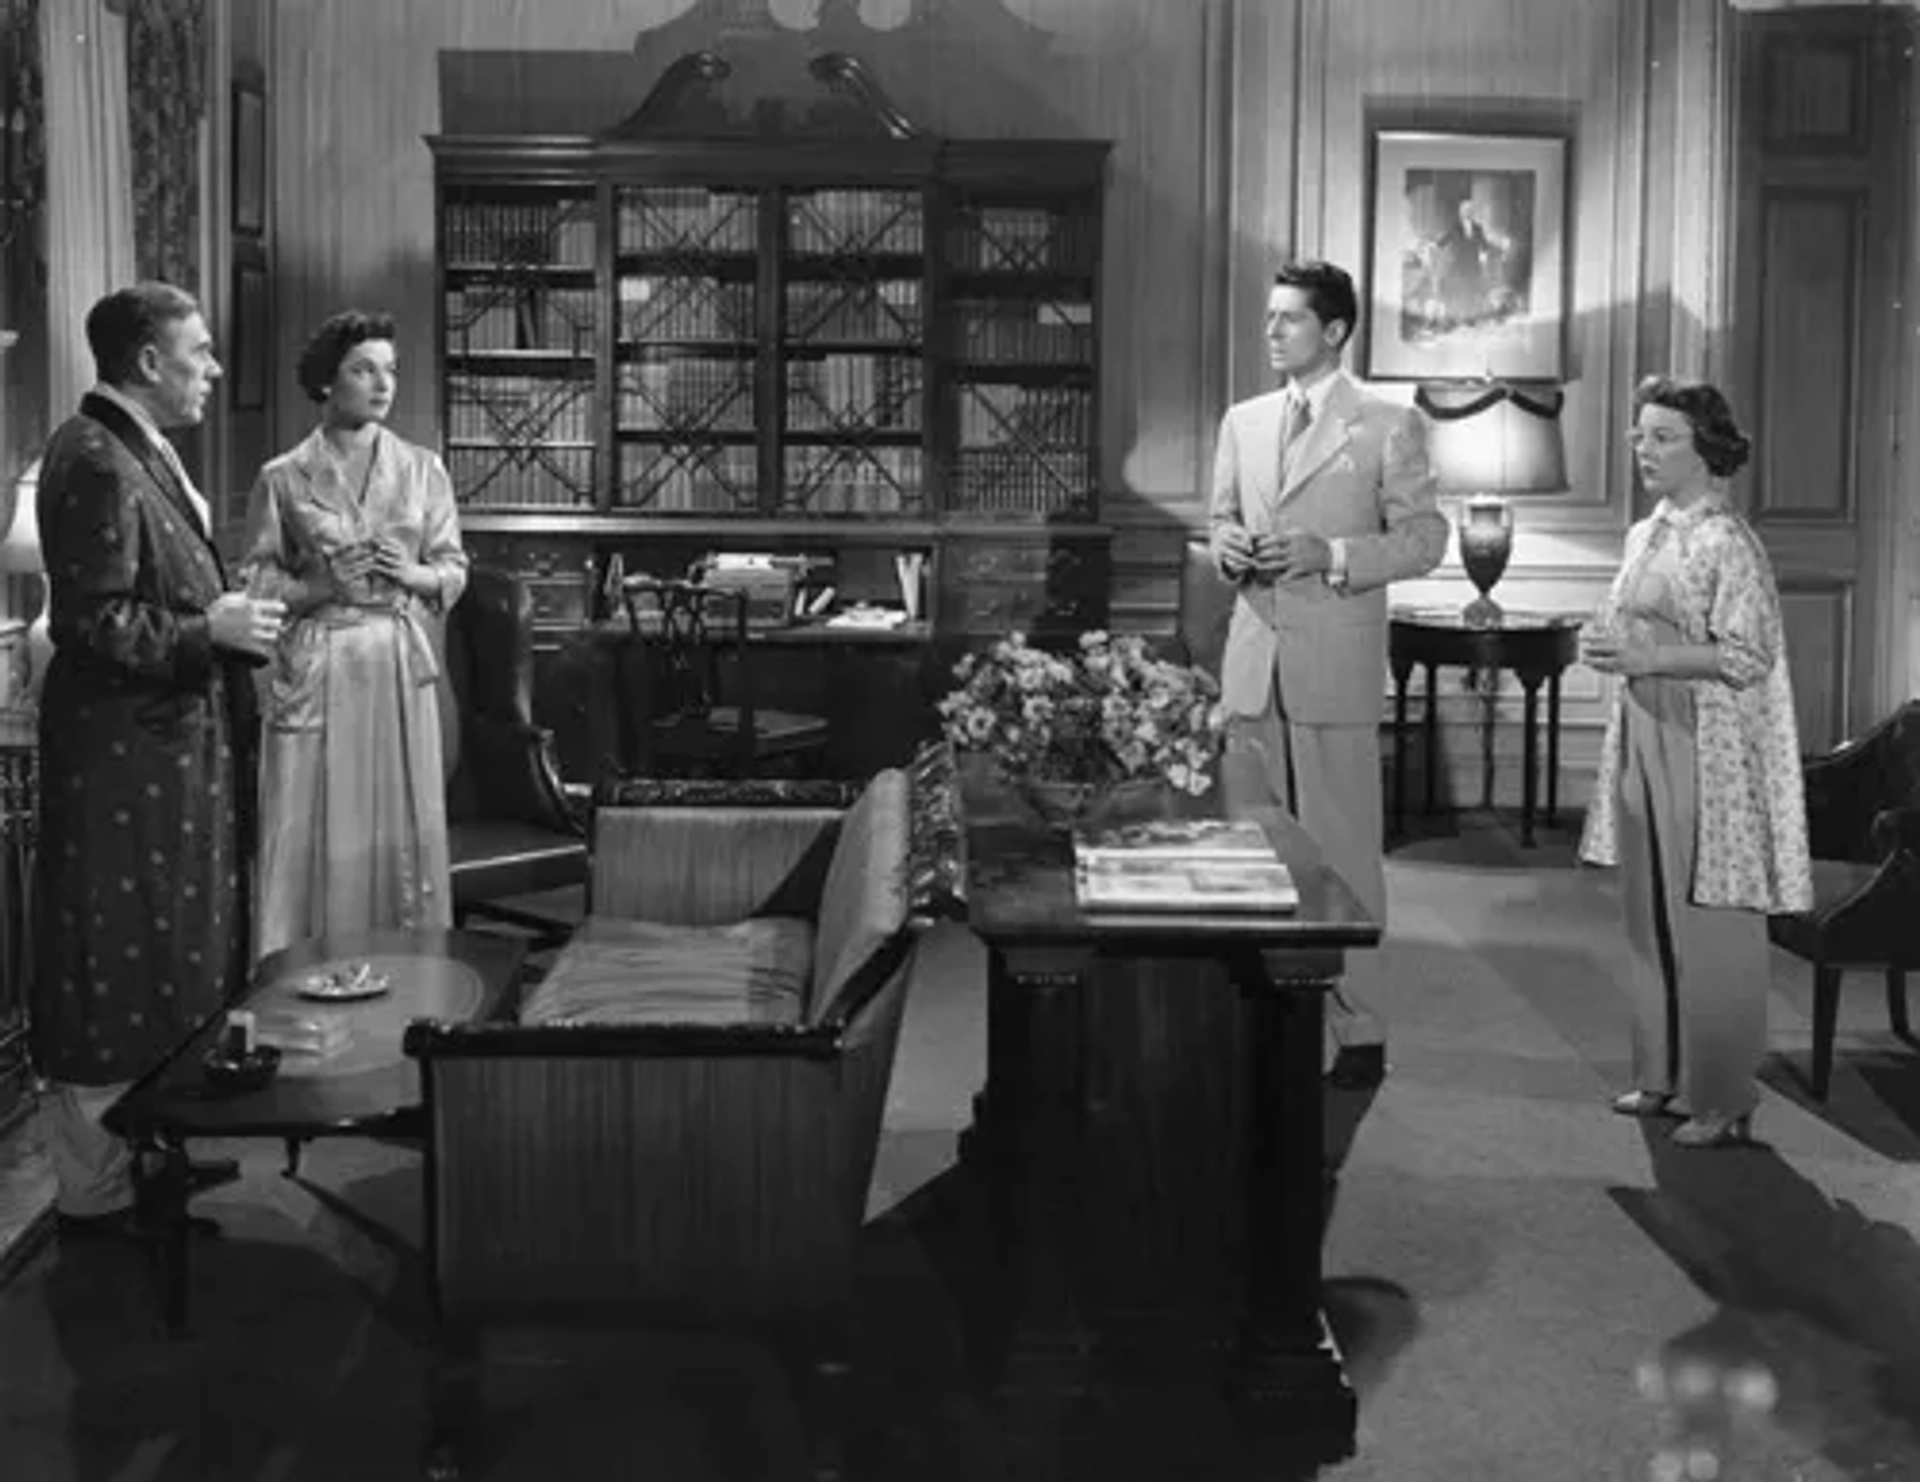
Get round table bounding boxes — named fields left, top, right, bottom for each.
left=1388, top=609, right=1583, bottom=846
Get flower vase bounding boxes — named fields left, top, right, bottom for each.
left=1017, top=775, right=1168, bottom=833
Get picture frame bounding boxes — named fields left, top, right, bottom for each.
left=231, top=75, right=265, bottom=237
left=231, top=255, right=267, bottom=412
left=1364, top=129, right=1567, bottom=382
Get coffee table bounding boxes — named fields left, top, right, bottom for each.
left=105, top=928, right=527, bottom=1334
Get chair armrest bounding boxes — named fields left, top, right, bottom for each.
left=1870, top=806, right=1920, bottom=860
left=589, top=803, right=839, bottom=923
left=465, top=714, right=581, bottom=837
left=1780, top=845, right=1920, bottom=965
left=1802, top=702, right=1920, bottom=861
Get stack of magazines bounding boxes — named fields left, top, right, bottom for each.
left=1072, top=817, right=1298, bottom=914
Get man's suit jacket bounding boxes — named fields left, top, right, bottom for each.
left=1207, top=374, right=1447, bottom=726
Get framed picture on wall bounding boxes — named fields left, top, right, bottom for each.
left=232, top=74, right=266, bottom=237
left=231, top=254, right=268, bottom=412
left=1364, top=130, right=1567, bottom=381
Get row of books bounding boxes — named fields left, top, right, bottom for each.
left=948, top=448, right=1091, bottom=514
left=618, top=275, right=755, bottom=342
left=445, top=287, right=596, bottom=354
left=1073, top=818, right=1297, bottom=914
left=782, top=446, right=925, bottom=516
left=958, top=384, right=1090, bottom=449
left=955, top=300, right=1093, bottom=364
left=617, top=188, right=758, bottom=253
left=788, top=189, right=924, bottom=256
left=787, top=355, right=923, bottom=432
left=445, top=374, right=593, bottom=445
left=447, top=445, right=596, bottom=508
left=618, top=446, right=758, bottom=514
left=785, top=279, right=921, bottom=342
left=617, top=360, right=755, bottom=433
left=949, top=208, right=1096, bottom=274
left=444, top=200, right=596, bottom=269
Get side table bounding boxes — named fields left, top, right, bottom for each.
left=1388, top=610, right=1582, bottom=847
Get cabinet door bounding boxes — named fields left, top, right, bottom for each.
left=943, top=190, right=1099, bottom=522
left=611, top=184, right=763, bottom=516
left=779, top=186, right=931, bottom=519
left=440, top=181, right=600, bottom=510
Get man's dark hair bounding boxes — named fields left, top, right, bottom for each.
left=1634, top=374, right=1752, bottom=478
left=1273, top=259, right=1360, bottom=344
left=297, top=309, right=398, bottom=404
left=85, top=282, right=201, bottom=387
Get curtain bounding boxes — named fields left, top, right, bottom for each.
left=38, top=0, right=135, bottom=415
left=125, top=0, right=203, bottom=290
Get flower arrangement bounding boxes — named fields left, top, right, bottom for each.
left=937, top=630, right=1228, bottom=796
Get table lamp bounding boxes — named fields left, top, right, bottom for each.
left=0, top=456, right=48, bottom=712
left=1417, top=382, right=1565, bottom=628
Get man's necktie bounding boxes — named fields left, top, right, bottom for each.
left=1283, top=392, right=1312, bottom=451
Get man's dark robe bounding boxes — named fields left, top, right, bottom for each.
left=29, top=392, right=259, bottom=1086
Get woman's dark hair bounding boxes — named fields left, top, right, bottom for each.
left=1273, top=259, right=1360, bottom=345
left=297, top=309, right=397, bottom=403
left=1633, top=374, right=1751, bottom=477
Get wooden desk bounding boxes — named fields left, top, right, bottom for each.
left=566, top=617, right=944, bottom=782
left=1388, top=610, right=1582, bottom=846
left=957, top=754, right=1378, bottom=1463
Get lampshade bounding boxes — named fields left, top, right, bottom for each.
left=0, top=456, right=42, bottom=574
left=1418, top=383, right=1566, bottom=494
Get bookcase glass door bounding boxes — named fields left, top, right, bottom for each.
left=441, top=182, right=599, bottom=509
left=614, top=185, right=761, bottom=516
left=945, top=192, right=1098, bottom=520
left=779, top=186, right=929, bottom=518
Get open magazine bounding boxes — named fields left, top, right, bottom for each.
left=1072, top=817, right=1298, bottom=913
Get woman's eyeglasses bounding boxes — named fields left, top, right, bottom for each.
left=1624, top=428, right=1692, bottom=451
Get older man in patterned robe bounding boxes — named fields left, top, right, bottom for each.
left=30, top=283, right=284, bottom=1239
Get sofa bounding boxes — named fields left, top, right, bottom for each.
left=405, top=748, right=964, bottom=1482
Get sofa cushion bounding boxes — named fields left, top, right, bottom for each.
left=809, top=767, right=910, bottom=1024
left=519, top=914, right=813, bottom=1027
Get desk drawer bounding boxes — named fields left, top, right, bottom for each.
left=524, top=575, right=588, bottom=627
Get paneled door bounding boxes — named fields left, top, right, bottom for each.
left=1727, top=6, right=1912, bottom=754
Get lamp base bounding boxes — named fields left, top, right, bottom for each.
left=1461, top=593, right=1506, bottom=629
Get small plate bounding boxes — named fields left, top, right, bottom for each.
left=295, top=963, right=392, bottom=1002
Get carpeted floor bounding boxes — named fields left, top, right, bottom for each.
left=3, top=814, right=1920, bottom=1481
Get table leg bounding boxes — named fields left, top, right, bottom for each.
left=149, top=1138, right=194, bottom=1338
left=1520, top=677, right=1542, bottom=848
left=1422, top=663, right=1439, bottom=815
left=984, top=947, right=1099, bottom=1407
left=1546, top=671, right=1564, bottom=828
left=1476, top=669, right=1496, bottom=812
left=1226, top=949, right=1356, bottom=1457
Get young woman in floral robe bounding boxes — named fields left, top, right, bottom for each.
left=1580, top=376, right=1810, bottom=1148
left=241, top=311, right=468, bottom=961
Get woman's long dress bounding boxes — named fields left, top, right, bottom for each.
left=241, top=428, right=468, bottom=962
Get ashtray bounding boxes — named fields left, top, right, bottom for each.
left=296, top=962, right=392, bottom=1001
left=201, top=1044, right=281, bottom=1093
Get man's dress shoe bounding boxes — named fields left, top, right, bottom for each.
left=1326, top=1043, right=1388, bottom=1090
left=55, top=1207, right=223, bottom=1242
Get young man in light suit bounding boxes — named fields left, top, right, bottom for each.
left=1208, top=259, right=1447, bottom=1087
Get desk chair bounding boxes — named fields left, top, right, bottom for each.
left=614, top=575, right=830, bottom=779
left=441, top=567, right=588, bottom=951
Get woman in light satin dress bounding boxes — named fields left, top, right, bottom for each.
left=241, top=310, right=469, bottom=961
left=1579, top=376, right=1809, bottom=1148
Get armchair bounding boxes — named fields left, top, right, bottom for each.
left=1768, top=700, right=1920, bottom=1099
left=404, top=748, right=964, bottom=1482
left=441, top=566, right=588, bottom=951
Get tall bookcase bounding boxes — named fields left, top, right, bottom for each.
left=428, top=52, right=1111, bottom=778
